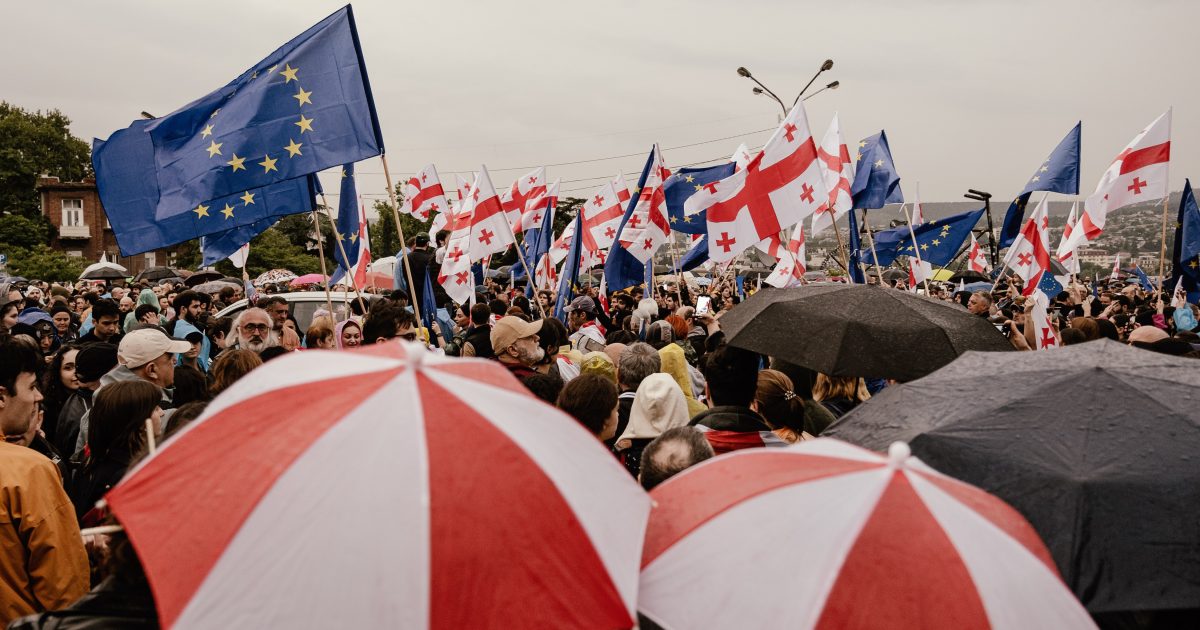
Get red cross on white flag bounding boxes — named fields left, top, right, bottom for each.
left=1063, top=109, right=1171, bottom=253
left=764, top=223, right=808, bottom=288
left=617, top=145, right=672, bottom=265
left=1110, top=253, right=1121, bottom=282
left=1055, top=201, right=1080, bottom=275
left=501, top=166, right=547, bottom=234
left=967, top=234, right=991, bottom=274
left=581, top=180, right=626, bottom=254
left=730, top=142, right=753, bottom=171
left=1030, top=292, right=1058, bottom=349
left=810, top=113, right=856, bottom=237
left=687, top=101, right=828, bottom=263
left=1002, top=193, right=1053, bottom=297
left=466, top=166, right=514, bottom=262
left=401, top=164, right=447, bottom=221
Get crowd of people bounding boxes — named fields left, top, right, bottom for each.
left=0, top=242, right=1197, bottom=627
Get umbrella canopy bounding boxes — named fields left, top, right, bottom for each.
left=79, top=264, right=127, bottom=280
left=81, top=258, right=128, bottom=277
left=719, top=285, right=1012, bottom=381
left=134, top=266, right=180, bottom=282
left=360, top=270, right=392, bottom=289
left=950, top=270, right=990, bottom=283
left=191, top=280, right=241, bottom=294
left=254, top=268, right=297, bottom=286
left=962, top=281, right=992, bottom=293
left=639, top=439, right=1093, bottom=629
left=185, top=269, right=224, bottom=287
left=289, top=273, right=328, bottom=287
left=823, top=339, right=1200, bottom=614
left=106, top=343, right=649, bottom=628
left=880, top=268, right=907, bottom=283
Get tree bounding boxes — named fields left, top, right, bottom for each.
left=237, top=229, right=323, bottom=278
left=0, top=213, right=53, bottom=250
left=0, top=102, right=92, bottom=217
left=4, top=245, right=86, bottom=281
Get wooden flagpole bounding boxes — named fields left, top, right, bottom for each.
left=1156, top=191, right=1171, bottom=298
left=860, top=209, right=886, bottom=285
left=380, top=155, right=423, bottom=327
left=900, top=203, right=932, bottom=295
left=308, top=209, right=336, bottom=320
left=317, top=193, right=368, bottom=316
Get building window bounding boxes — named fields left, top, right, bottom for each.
left=61, top=199, right=83, bottom=227
left=67, top=250, right=83, bottom=257
left=144, top=252, right=157, bottom=267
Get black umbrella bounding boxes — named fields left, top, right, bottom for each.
left=823, top=339, right=1200, bottom=614
left=949, top=270, right=989, bottom=283
left=719, top=285, right=1011, bottom=381
left=880, top=268, right=907, bottom=283
left=185, top=269, right=224, bottom=287
left=79, top=266, right=127, bottom=280
left=134, top=266, right=179, bottom=282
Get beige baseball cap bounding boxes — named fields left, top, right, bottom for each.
left=490, top=316, right=543, bottom=353
left=118, top=328, right=193, bottom=369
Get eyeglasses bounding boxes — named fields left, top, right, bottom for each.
left=242, top=323, right=270, bottom=332
left=399, top=332, right=418, bottom=342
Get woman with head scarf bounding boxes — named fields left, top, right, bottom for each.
left=335, top=319, right=363, bottom=350
left=124, top=288, right=161, bottom=333
left=657, top=343, right=707, bottom=417
left=614, top=373, right=690, bottom=478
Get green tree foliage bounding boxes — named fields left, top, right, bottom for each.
left=0, top=102, right=92, bottom=217
left=370, top=185, right=430, bottom=258
left=0, top=213, right=53, bottom=250
left=4, top=245, right=86, bottom=281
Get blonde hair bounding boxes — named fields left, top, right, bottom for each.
left=812, top=374, right=871, bottom=403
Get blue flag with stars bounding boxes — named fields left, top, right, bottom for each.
left=555, top=212, right=587, bottom=320
left=847, top=209, right=866, bottom=284
left=1169, top=179, right=1200, bottom=304
left=333, top=163, right=362, bottom=272
left=663, top=163, right=736, bottom=235
left=999, top=123, right=1081, bottom=249
left=603, top=147, right=657, bottom=291
left=869, top=208, right=985, bottom=268
left=675, top=235, right=709, bottom=272
left=850, top=131, right=903, bottom=210
left=94, top=5, right=382, bottom=256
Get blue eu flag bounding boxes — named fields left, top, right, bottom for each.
left=676, top=235, right=708, bottom=272
left=554, top=212, right=586, bottom=320
left=847, top=209, right=866, bottom=284
left=199, top=174, right=317, bottom=266
left=870, top=208, right=985, bottom=268
left=999, top=123, right=1081, bottom=248
left=332, top=163, right=362, bottom=271
left=663, top=163, right=735, bottom=235
left=850, top=131, right=903, bottom=210
left=94, top=6, right=383, bottom=255
left=1170, top=179, right=1200, bottom=304
left=604, top=147, right=657, bottom=291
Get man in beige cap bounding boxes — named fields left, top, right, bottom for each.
left=490, top=316, right=544, bottom=381
left=73, top=328, right=191, bottom=456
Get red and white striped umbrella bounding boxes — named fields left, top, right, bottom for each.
left=639, top=439, right=1095, bottom=630
left=106, top=343, right=650, bottom=629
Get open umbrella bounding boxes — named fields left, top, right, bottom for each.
left=880, top=268, right=907, bottom=283
left=254, top=268, right=297, bottom=286
left=79, top=264, right=127, bottom=280
left=719, top=285, right=1011, bottom=381
left=361, top=270, right=392, bottom=289
left=823, top=339, right=1200, bottom=615
left=185, top=269, right=224, bottom=287
left=289, top=273, right=327, bottom=287
left=191, top=280, right=241, bottom=294
left=106, top=343, right=649, bottom=628
left=950, top=270, right=990, bottom=283
left=134, top=266, right=179, bottom=283
left=639, top=439, right=1093, bottom=629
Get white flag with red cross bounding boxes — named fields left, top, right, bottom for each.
left=1110, top=254, right=1121, bottom=282
left=764, top=223, right=807, bottom=288
left=582, top=180, right=628, bottom=254
left=617, top=145, right=672, bottom=265
left=730, top=143, right=753, bottom=171
left=1003, top=194, right=1053, bottom=297
left=908, top=258, right=932, bottom=290
left=428, top=173, right=473, bottom=242
left=1056, top=201, right=1081, bottom=275
left=501, top=166, right=547, bottom=234
left=521, top=178, right=558, bottom=233
left=910, top=183, right=926, bottom=225
left=1062, top=109, right=1171, bottom=253
left=437, top=176, right=479, bottom=304
left=687, top=102, right=828, bottom=264
left=967, top=233, right=991, bottom=274
left=1030, top=291, right=1059, bottom=350
left=401, top=164, right=448, bottom=221
left=466, top=166, right=514, bottom=262
left=810, top=113, right=855, bottom=237
left=612, top=171, right=632, bottom=205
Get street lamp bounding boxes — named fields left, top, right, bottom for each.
left=737, top=60, right=838, bottom=116
left=964, top=189, right=998, bottom=267
left=737, top=67, right=788, bottom=116
left=802, top=80, right=840, bottom=102
left=792, top=59, right=834, bottom=106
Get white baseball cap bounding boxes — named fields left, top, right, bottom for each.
left=118, top=328, right=193, bottom=369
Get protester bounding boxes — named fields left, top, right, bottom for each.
left=361, top=301, right=418, bottom=345
left=335, top=319, right=363, bottom=350
left=565, top=296, right=606, bottom=353
left=123, top=289, right=159, bottom=333
left=77, top=299, right=122, bottom=346
left=39, top=344, right=80, bottom=447
left=209, top=349, right=263, bottom=398
left=490, top=316, right=544, bottom=383
left=55, top=343, right=117, bottom=456
left=615, top=373, right=691, bottom=478
left=556, top=373, right=619, bottom=442
left=260, top=296, right=291, bottom=333
left=967, top=291, right=992, bottom=318
left=230, top=308, right=275, bottom=352
left=171, top=291, right=211, bottom=372
left=690, top=343, right=785, bottom=453
left=613, top=342, right=660, bottom=449
left=639, top=426, right=715, bottom=491
left=579, top=351, right=617, bottom=383
left=306, top=320, right=335, bottom=349
left=768, top=359, right=839, bottom=435
left=755, top=369, right=812, bottom=444
left=812, top=373, right=871, bottom=419
left=49, top=304, right=77, bottom=344
left=460, top=304, right=495, bottom=358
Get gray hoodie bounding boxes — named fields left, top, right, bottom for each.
left=73, top=365, right=174, bottom=457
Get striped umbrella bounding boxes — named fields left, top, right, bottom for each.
left=106, top=343, right=649, bottom=629
left=639, top=439, right=1094, bottom=630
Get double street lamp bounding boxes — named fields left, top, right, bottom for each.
left=738, top=59, right=838, bottom=116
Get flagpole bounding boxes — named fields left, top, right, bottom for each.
left=502, top=213, right=548, bottom=319
left=900, top=203, right=932, bottom=295
left=859, top=209, right=886, bottom=286
left=318, top=193, right=368, bottom=315
left=380, top=155, right=424, bottom=328
left=822, top=209, right=853, bottom=275
left=308, top=209, right=337, bottom=321
left=1156, top=193, right=1171, bottom=299
left=668, top=233, right=685, bottom=306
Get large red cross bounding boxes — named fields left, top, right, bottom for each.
left=455, top=271, right=469, bottom=285
left=447, top=246, right=464, bottom=263
left=1128, top=177, right=1147, bottom=194
left=1040, top=327, right=1056, bottom=349
left=800, top=183, right=815, bottom=203
left=627, top=214, right=642, bottom=229
left=1017, top=252, right=1033, bottom=267
left=716, top=232, right=737, bottom=252
left=782, top=123, right=798, bottom=142
left=581, top=200, right=624, bottom=251
left=478, top=228, right=495, bottom=245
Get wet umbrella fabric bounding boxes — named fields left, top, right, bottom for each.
left=823, top=339, right=1200, bottom=614
left=134, top=266, right=180, bottom=282
left=79, top=265, right=128, bottom=280
left=184, top=269, right=224, bottom=287
left=719, top=285, right=1011, bottom=381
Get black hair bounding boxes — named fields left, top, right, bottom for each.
left=172, top=364, right=210, bottom=407
left=91, top=298, right=121, bottom=322
left=1, top=335, right=43, bottom=397
left=362, top=301, right=417, bottom=344
left=488, top=299, right=507, bottom=317
left=258, top=346, right=290, bottom=362
left=523, top=371, right=564, bottom=405
left=135, top=303, right=158, bottom=321
left=172, top=290, right=202, bottom=314
left=470, top=303, right=491, bottom=326
left=556, top=373, right=616, bottom=436
left=701, top=343, right=760, bottom=408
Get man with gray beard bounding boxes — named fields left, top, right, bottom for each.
left=230, top=308, right=276, bottom=353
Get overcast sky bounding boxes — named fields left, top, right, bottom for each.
left=5, top=0, right=1199, bottom=206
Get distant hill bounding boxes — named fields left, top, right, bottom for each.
left=909, top=191, right=1182, bottom=221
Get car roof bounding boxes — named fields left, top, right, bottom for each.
left=214, top=292, right=380, bottom=318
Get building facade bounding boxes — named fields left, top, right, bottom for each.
left=37, top=176, right=177, bottom=276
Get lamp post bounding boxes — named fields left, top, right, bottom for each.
left=964, top=189, right=997, bottom=267
left=737, top=59, right=836, bottom=116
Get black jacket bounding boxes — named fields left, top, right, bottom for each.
left=690, top=405, right=771, bottom=433
left=463, top=325, right=495, bottom=359
left=7, top=577, right=157, bottom=629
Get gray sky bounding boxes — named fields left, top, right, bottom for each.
left=5, top=0, right=1200, bottom=207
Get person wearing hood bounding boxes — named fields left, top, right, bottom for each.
left=614, top=373, right=691, bottom=478
left=335, top=319, right=363, bottom=350
left=122, top=289, right=159, bottom=333
left=657, top=343, right=707, bottom=417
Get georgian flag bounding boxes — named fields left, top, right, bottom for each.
left=810, top=113, right=855, bottom=237
left=730, top=142, right=753, bottom=171
left=908, top=258, right=933, bottom=290
left=967, top=233, right=991, bottom=273
left=1030, top=291, right=1059, bottom=349
left=612, top=171, right=632, bottom=204
left=687, top=101, right=828, bottom=263
left=437, top=175, right=478, bottom=305
left=764, top=224, right=807, bottom=288
left=910, top=183, right=925, bottom=225
left=617, top=144, right=672, bottom=265
left=582, top=180, right=628, bottom=253
left=520, top=178, right=558, bottom=233
left=1110, top=254, right=1121, bottom=282
left=1062, top=110, right=1171, bottom=253
left=401, top=164, right=447, bottom=221
left=1003, top=193, right=1053, bottom=296
left=533, top=252, right=557, bottom=291
left=428, top=173, right=473, bottom=242
left=352, top=197, right=372, bottom=288
left=501, top=166, right=546, bottom=234
left=1056, top=201, right=1081, bottom=275
left=465, top=166, right=514, bottom=262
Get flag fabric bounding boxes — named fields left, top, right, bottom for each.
left=663, top=163, right=736, bottom=235
left=730, top=143, right=753, bottom=171
left=686, top=102, right=827, bottom=263
left=1002, top=194, right=1053, bottom=297
left=967, top=234, right=990, bottom=274
left=1110, top=254, right=1121, bottom=282
left=849, top=130, right=903, bottom=210
left=612, top=171, right=632, bottom=205
left=201, top=217, right=276, bottom=267
left=554, top=212, right=586, bottom=320
left=1030, top=292, right=1058, bottom=350
left=94, top=6, right=382, bottom=256
left=810, top=113, right=855, bottom=237
left=197, top=173, right=318, bottom=266
left=676, top=234, right=709, bottom=273
left=999, top=122, right=1082, bottom=249
left=438, top=176, right=478, bottom=305
left=847, top=208, right=865, bottom=284
left=764, top=224, right=806, bottom=288
left=604, top=150, right=661, bottom=290
left=428, top=173, right=473, bottom=241
left=420, top=268, right=438, bottom=335
left=1056, top=202, right=1081, bottom=275
left=579, top=180, right=628, bottom=254
left=332, top=163, right=362, bottom=271
left=908, top=258, right=933, bottom=290
left=1169, top=179, right=1200, bottom=304
left=1128, top=263, right=1154, bottom=292
left=1062, top=112, right=1172, bottom=254
left=617, top=145, right=671, bottom=264
left=466, top=166, right=514, bottom=262
left=513, top=191, right=556, bottom=282
left=870, top=208, right=986, bottom=268
left=401, top=164, right=447, bottom=220
left=910, top=184, right=925, bottom=225
left=229, top=243, right=250, bottom=269
left=501, top=167, right=548, bottom=234
left=521, top=178, right=558, bottom=234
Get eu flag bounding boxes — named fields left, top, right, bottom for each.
left=94, top=6, right=382, bottom=255
left=199, top=174, right=317, bottom=266
left=850, top=131, right=903, bottom=210
left=870, top=208, right=985, bottom=268
left=999, top=123, right=1081, bottom=248
left=676, top=235, right=708, bottom=272
left=663, top=163, right=735, bottom=235
left=1169, top=179, right=1200, bottom=304
left=847, top=209, right=866, bottom=284
left=332, top=163, right=362, bottom=271
left=554, top=212, right=586, bottom=320
left=603, top=147, right=657, bottom=291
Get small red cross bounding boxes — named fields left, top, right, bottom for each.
left=1017, top=252, right=1033, bottom=267
left=1040, top=327, right=1056, bottom=349
left=472, top=189, right=480, bottom=202
left=447, top=247, right=464, bottom=262
left=531, top=213, right=541, bottom=223
left=800, top=183, right=815, bottom=203
left=777, top=266, right=790, bottom=277
left=643, top=238, right=654, bottom=250
left=429, top=202, right=439, bottom=213
left=528, top=176, right=537, bottom=185
left=627, top=214, right=642, bottom=228
left=478, top=228, right=494, bottom=245
left=716, top=232, right=737, bottom=253
left=455, top=271, right=469, bottom=285
left=593, top=194, right=605, bottom=207
left=604, top=226, right=615, bottom=239
left=703, top=182, right=719, bottom=195
left=1128, top=177, right=1147, bottom=194
left=421, top=172, right=428, bottom=183
left=782, top=123, right=798, bottom=142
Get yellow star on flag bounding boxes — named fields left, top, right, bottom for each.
left=693, top=184, right=703, bottom=192
left=293, top=88, right=313, bottom=106
left=206, top=140, right=223, bottom=158
left=200, top=124, right=214, bottom=139
left=334, top=230, right=344, bottom=242
left=684, top=175, right=695, bottom=183
left=348, top=232, right=358, bottom=243
left=267, top=65, right=278, bottom=74
left=210, top=108, right=220, bottom=119
left=227, top=154, right=246, bottom=172
left=295, top=115, right=314, bottom=134
left=920, top=243, right=929, bottom=251
left=241, top=191, right=255, bottom=205
left=221, top=204, right=235, bottom=219
left=669, top=216, right=678, bottom=224
left=859, top=141, right=867, bottom=148
left=259, top=154, right=278, bottom=173
left=682, top=215, right=692, bottom=223
left=193, top=204, right=209, bottom=218
left=932, top=238, right=941, bottom=246
left=283, top=139, right=303, bottom=157
left=279, top=63, right=299, bottom=83
left=1031, top=175, right=1041, bottom=182
left=1040, top=166, right=1049, bottom=172
left=874, top=159, right=884, bottom=167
